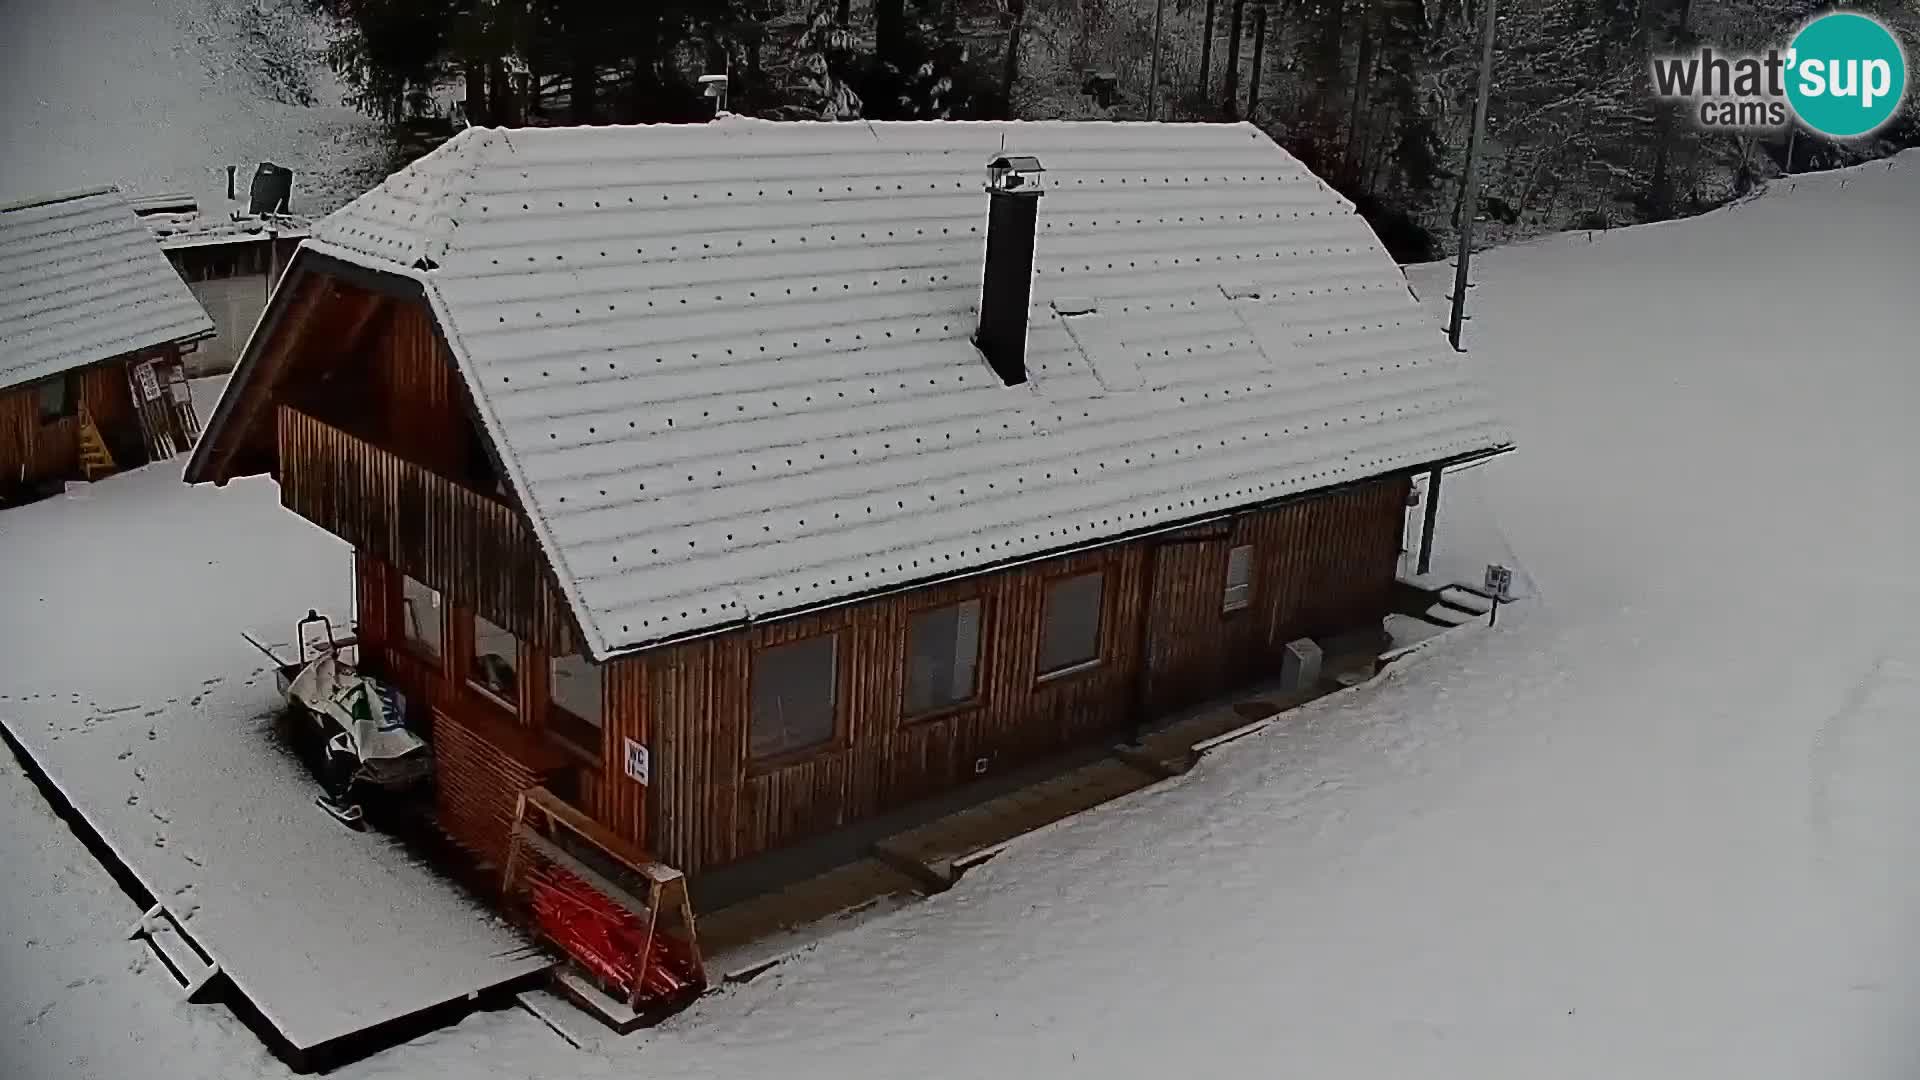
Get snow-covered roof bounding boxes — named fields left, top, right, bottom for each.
left=283, top=120, right=1511, bottom=659
left=0, top=187, right=215, bottom=392
left=149, top=212, right=311, bottom=252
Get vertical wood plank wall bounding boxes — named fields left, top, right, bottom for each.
left=619, top=476, right=1410, bottom=875
left=278, top=406, right=577, bottom=653
left=0, top=350, right=162, bottom=499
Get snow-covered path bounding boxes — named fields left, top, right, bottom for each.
left=5, top=154, right=1919, bottom=1079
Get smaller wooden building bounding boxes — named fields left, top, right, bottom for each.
left=189, top=120, right=1511, bottom=883
left=1, top=187, right=215, bottom=503
left=138, top=195, right=307, bottom=377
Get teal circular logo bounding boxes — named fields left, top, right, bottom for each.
left=1785, top=13, right=1909, bottom=138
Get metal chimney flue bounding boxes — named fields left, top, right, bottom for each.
left=975, top=154, right=1044, bottom=387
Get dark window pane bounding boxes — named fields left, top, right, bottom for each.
left=549, top=652, right=602, bottom=729
left=750, top=634, right=837, bottom=760
left=36, top=376, right=72, bottom=422
left=470, top=613, right=519, bottom=708
left=1038, top=572, right=1103, bottom=675
left=905, top=600, right=982, bottom=715
left=1223, top=545, right=1253, bottom=612
left=401, top=575, right=443, bottom=659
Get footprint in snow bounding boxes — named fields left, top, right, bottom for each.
left=150, top=810, right=170, bottom=825
left=117, top=749, right=132, bottom=760
left=143, top=709, right=163, bottom=718
left=26, top=1003, right=54, bottom=1026
left=129, top=953, right=149, bottom=975
left=202, top=677, right=225, bottom=687
left=133, top=768, right=146, bottom=782
left=183, top=852, right=203, bottom=868
left=65, top=976, right=98, bottom=990
left=153, top=835, right=167, bottom=848
left=125, top=794, right=139, bottom=807
left=147, top=729, right=157, bottom=741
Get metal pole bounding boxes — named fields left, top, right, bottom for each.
left=1446, top=0, right=1497, bottom=352
left=1146, top=0, right=1167, bottom=119
left=1417, top=467, right=1443, bottom=576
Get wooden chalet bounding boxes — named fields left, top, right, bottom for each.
left=187, top=120, right=1512, bottom=881
left=2, top=187, right=216, bottom=503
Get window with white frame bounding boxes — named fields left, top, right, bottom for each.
left=904, top=599, right=983, bottom=716
left=1223, top=545, right=1254, bottom=612
left=400, top=575, right=443, bottom=660
left=548, top=652, right=603, bottom=757
left=1037, top=572, right=1104, bottom=676
left=750, top=634, right=839, bottom=761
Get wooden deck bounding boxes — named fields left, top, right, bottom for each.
left=687, top=643, right=1393, bottom=975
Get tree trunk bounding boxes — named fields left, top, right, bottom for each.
left=877, top=0, right=907, bottom=63
left=1345, top=17, right=1375, bottom=179
left=1246, top=2, right=1267, bottom=121
left=489, top=60, right=515, bottom=127
left=570, top=53, right=596, bottom=124
left=1001, top=0, right=1026, bottom=117
left=1222, top=0, right=1247, bottom=118
left=1199, top=0, right=1219, bottom=95
left=465, top=61, right=491, bottom=127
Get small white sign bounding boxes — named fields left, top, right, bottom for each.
left=135, top=362, right=162, bottom=402
left=1484, top=563, right=1513, bottom=600
left=623, top=737, right=650, bottom=785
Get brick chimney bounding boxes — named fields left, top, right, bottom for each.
left=974, top=154, right=1044, bottom=387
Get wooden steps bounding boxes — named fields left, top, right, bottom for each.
left=127, top=903, right=223, bottom=1001
left=77, top=410, right=116, bottom=481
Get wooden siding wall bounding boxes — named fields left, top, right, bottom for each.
left=279, top=405, right=578, bottom=655
left=356, top=551, right=574, bottom=868
left=290, top=299, right=494, bottom=492
left=0, top=351, right=157, bottom=498
left=601, top=476, right=1409, bottom=875
left=1141, top=479, right=1410, bottom=717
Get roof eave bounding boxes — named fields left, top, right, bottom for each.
left=585, top=441, right=1516, bottom=664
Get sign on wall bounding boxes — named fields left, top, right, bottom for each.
left=1484, top=564, right=1513, bottom=600
left=135, top=361, right=162, bottom=402
left=623, top=737, right=650, bottom=786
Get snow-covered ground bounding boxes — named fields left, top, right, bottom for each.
left=0, top=0, right=384, bottom=213
left=4, top=153, right=1920, bottom=1079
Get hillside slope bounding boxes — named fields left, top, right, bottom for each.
left=0, top=0, right=382, bottom=213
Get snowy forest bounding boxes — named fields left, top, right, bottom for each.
left=308, top=0, right=1920, bottom=259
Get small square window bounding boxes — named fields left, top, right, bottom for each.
left=548, top=652, right=603, bottom=757
left=750, top=634, right=838, bottom=761
left=1038, top=572, right=1103, bottom=676
left=36, top=374, right=74, bottom=423
left=1223, top=545, right=1254, bottom=613
left=469, top=613, right=520, bottom=709
left=400, top=575, right=443, bottom=660
left=904, top=599, right=983, bottom=716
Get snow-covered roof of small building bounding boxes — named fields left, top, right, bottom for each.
left=0, top=187, right=215, bottom=392
left=248, top=119, right=1511, bottom=659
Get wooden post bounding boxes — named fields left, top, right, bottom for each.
left=1416, top=467, right=1442, bottom=576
